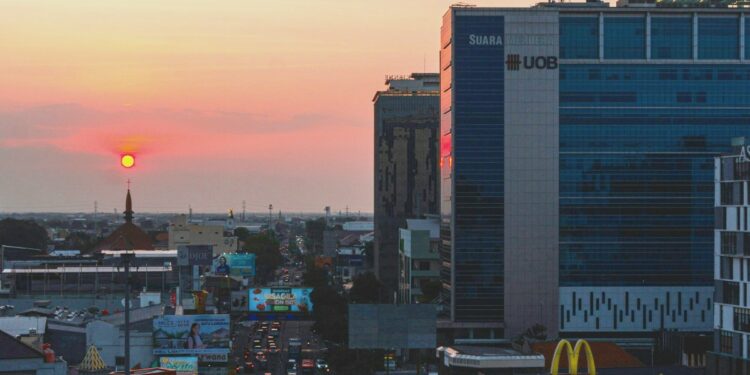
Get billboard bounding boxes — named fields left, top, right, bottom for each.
left=248, top=287, right=313, bottom=313
left=153, top=314, right=230, bottom=355
left=177, top=245, right=213, bottom=266
left=213, top=253, right=255, bottom=277
left=348, top=304, right=436, bottom=349
left=159, top=356, right=198, bottom=374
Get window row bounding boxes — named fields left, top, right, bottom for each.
left=560, top=16, right=750, bottom=60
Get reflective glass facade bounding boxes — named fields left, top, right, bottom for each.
left=443, top=7, right=750, bottom=333
left=560, top=64, right=750, bottom=287
left=604, top=16, right=646, bottom=59
left=443, top=14, right=506, bottom=323
left=560, top=16, right=599, bottom=59
left=698, top=17, right=739, bottom=60
left=651, top=16, right=692, bottom=59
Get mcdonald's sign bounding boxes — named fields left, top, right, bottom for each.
left=550, top=339, right=596, bottom=375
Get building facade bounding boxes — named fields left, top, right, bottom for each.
left=374, top=73, right=440, bottom=299
left=168, top=215, right=237, bottom=256
left=398, top=217, right=441, bottom=304
left=441, top=4, right=750, bottom=340
left=709, top=139, right=750, bottom=374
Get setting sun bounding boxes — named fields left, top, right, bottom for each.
left=120, top=154, right=135, bottom=168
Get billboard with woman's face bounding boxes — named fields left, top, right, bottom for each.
left=248, top=287, right=313, bottom=313
left=152, top=314, right=230, bottom=355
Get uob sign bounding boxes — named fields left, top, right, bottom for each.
left=550, top=339, right=596, bottom=375
left=506, top=54, right=558, bottom=71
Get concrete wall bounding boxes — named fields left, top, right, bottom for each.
left=0, top=358, right=67, bottom=375
left=502, top=9, right=560, bottom=339
left=87, top=320, right=154, bottom=369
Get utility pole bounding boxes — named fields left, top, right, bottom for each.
left=242, top=200, right=246, bottom=222
left=268, top=204, right=273, bottom=233
left=121, top=252, right=135, bottom=375
left=94, top=201, right=98, bottom=236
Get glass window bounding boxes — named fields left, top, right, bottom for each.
left=604, top=17, right=645, bottom=59
left=746, top=17, right=750, bottom=60
left=559, top=64, right=750, bottom=287
left=698, top=17, right=739, bottom=60
left=651, top=17, right=692, bottom=59
left=560, top=16, right=599, bottom=59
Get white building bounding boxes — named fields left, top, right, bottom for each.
left=168, top=215, right=238, bottom=256
left=711, top=139, right=750, bottom=373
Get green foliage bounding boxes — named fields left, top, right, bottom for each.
left=305, top=218, right=326, bottom=253
left=0, top=218, right=48, bottom=250
left=349, top=272, right=383, bottom=304
left=310, top=285, right=347, bottom=343
left=239, top=232, right=282, bottom=282
left=363, top=241, right=374, bottom=267
left=60, top=232, right=98, bottom=253
left=234, top=227, right=251, bottom=243
left=303, top=262, right=328, bottom=289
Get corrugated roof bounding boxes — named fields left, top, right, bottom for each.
left=0, top=316, right=46, bottom=336
left=531, top=341, right=644, bottom=369
left=0, top=329, right=42, bottom=360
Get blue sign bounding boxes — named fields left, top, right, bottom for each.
left=213, top=253, right=255, bottom=277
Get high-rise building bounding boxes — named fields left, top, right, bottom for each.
left=374, top=73, right=440, bottom=299
left=709, top=138, right=750, bottom=374
left=440, top=3, right=750, bottom=340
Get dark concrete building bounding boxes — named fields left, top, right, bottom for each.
left=374, top=73, right=440, bottom=299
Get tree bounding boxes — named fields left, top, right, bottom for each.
left=234, top=227, right=251, bottom=243
left=0, top=218, right=48, bottom=250
left=363, top=241, right=374, bottom=267
left=60, top=232, right=98, bottom=253
left=310, top=285, right=347, bottom=343
left=305, top=218, right=326, bottom=254
left=239, top=232, right=283, bottom=282
left=349, top=272, right=384, bottom=304
left=303, top=264, right=328, bottom=289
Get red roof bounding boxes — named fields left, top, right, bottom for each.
left=531, top=341, right=644, bottom=369
left=96, top=222, right=154, bottom=251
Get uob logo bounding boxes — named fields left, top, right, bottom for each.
left=506, top=54, right=558, bottom=71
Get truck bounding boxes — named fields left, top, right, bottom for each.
left=288, top=337, right=302, bottom=361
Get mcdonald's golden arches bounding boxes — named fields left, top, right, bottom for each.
left=550, top=339, right=596, bottom=375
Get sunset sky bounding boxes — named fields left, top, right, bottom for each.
left=0, top=0, right=524, bottom=214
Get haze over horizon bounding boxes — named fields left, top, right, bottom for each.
left=0, top=0, right=528, bottom=214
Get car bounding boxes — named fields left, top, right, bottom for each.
left=286, top=359, right=298, bottom=375
left=270, top=327, right=280, bottom=337
left=315, top=359, right=328, bottom=370
left=256, top=351, right=267, bottom=362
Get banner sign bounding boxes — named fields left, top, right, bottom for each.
left=248, top=287, right=313, bottom=313
left=153, top=314, right=230, bottom=355
left=177, top=245, right=213, bottom=266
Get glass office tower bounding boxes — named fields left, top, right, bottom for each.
left=441, top=3, right=750, bottom=340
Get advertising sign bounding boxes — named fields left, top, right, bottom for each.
left=248, top=287, right=313, bottom=313
left=153, top=314, right=230, bottom=355
left=159, top=356, right=198, bottom=374
left=213, top=253, right=255, bottom=277
left=177, top=245, right=213, bottom=266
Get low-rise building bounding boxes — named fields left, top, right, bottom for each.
left=0, top=329, right=67, bottom=375
left=398, top=218, right=440, bottom=304
left=709, top=138, right=750, bottom=374
left=168, top=215, right=237, bottom=257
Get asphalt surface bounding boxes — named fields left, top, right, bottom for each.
left=230, top=265, right=328, bottom=375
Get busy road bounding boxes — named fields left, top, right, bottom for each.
left=231, top=262, right=329, bottom=375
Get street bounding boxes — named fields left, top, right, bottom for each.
left=230, top=262, right=328, bottom=375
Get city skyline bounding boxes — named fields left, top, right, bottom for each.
left=0, top=0, right=524, bottom=214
